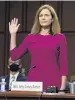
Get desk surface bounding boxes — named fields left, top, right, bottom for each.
left=0, top=92, right=6, bottom=96
left=42, top=92, right=75, bottom=98
left=6, top=91, right=41, bottom=97
left=0, top=91, right=75, bottom=98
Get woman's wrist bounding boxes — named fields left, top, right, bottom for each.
left=11, top=34, right=16, bottom=36
left=60, top=86, right=66, bottom=90
left=58, top=89, right=66, bottom=93
left=59, top=89, right=65, bottom=91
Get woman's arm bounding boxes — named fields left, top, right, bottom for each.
left=9, top=18, right=29, bottom=60
left=10, top=34, right=16, bottom=50
left=60, top=76, right=67, bottom=90
left=59, top=34, right=68, bottom=90
left=10, top=36, right=29, bottom=61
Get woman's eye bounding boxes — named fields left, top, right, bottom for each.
left=45, top=14, right=49, bottom=16
left=39, top=14, right=42, bottom=17
left=39, top=14, right=49, bottom=17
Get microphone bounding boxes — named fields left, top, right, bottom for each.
left=29, top=65, right=36, bottom=71
left=32, top=65, right=36, bottom=68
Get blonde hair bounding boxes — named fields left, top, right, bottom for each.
left=31, top=4, right=61, bottom=35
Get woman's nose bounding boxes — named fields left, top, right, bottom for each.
left=42, top=15, right=45, bottom=19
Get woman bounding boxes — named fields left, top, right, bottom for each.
left=9, top=4, right=68, bottom=92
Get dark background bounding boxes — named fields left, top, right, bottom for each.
left=0, top=1, right=75, bottom=81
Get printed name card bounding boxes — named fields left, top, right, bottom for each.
left=11, top=81, right=43, bottom=92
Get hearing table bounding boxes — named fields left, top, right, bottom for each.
left=0, top=91, right=75, bottom=100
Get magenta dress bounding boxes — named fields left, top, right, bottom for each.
left=10, top=33, right=68, bottom=90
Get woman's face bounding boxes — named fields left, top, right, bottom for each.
left=39, top=8, right=53, bottom=27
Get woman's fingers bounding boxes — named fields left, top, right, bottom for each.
left=9, top=18, right=20, bottom=34
left=13, top=18, right=18, bottom=26
left=17, top=24, right=20, bottom=29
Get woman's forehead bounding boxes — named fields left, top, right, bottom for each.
left=39, top=8, right=51, bottom=14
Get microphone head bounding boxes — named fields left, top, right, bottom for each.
left=33, top=65, right=36, bottom=68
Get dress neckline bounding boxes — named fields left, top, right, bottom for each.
left=38, top=34, right=53, bottom=36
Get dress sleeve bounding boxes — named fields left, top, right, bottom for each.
left=10, top=34, right=30, bottom=61
left=59, top=34, right=68, bottom=76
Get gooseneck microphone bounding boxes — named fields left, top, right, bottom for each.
left=29, top=65, right=36, bottom=71
left=32, top=65, right=36, bottom=68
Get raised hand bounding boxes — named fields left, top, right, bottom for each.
left=9, top=18, right=20, bottom=35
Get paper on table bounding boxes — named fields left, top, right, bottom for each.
left=43, top=92, right=58, bottom=95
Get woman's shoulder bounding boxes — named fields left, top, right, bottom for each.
left=55, top=33, right=67, bottom=44
left=23, top=33, right=35, bottom=42
left=55, top=33, right=66, bottom=39
left=26, top=33, right=34, bottom=37
left=56, top=33, right=65, bottom=36
left=24, top=33, right=33, bottom=38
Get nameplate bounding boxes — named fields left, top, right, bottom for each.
left=11, top=81, right=43, bottom=92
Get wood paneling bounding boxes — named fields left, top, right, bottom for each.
left=26, top=1, right=41, bottom=32
left=10, top=1, right=22, bottom=32
left=45, top=1, right=58, bottom=13
left=62, top=1, right=75, bottom=31
left=0, top=34, right=4, bottom=76
left=66, top=34, right=75, bottom=80
left=0, top=2, right=5, bottom=32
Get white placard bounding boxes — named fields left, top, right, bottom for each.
left=11, top=81, right=43, bottom=92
